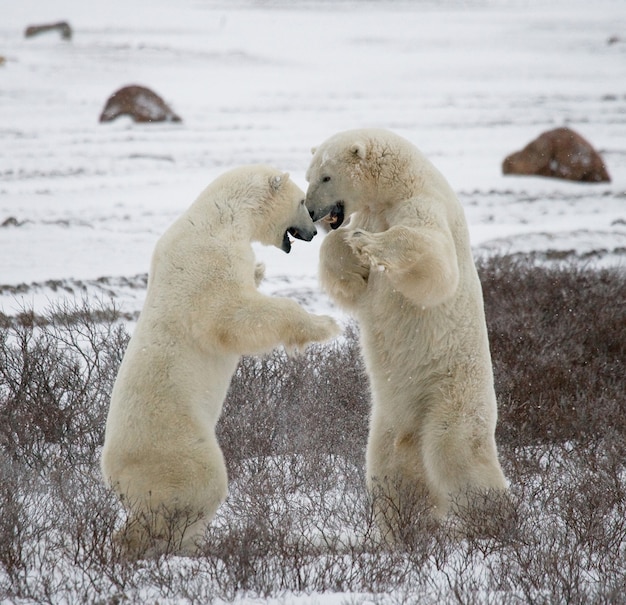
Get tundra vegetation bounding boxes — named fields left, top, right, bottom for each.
left=1, top=256, right=625, bottom=604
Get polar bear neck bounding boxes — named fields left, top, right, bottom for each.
left=186, top=190, right=260, bottom=241
left=368, top=143, right=455, bottom=210
left=364, top=143, right=420, bottom=202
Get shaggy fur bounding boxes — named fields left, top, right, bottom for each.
left=305, top=129, right=507, bottom=536
left=101, top=165, right=340, bottom=558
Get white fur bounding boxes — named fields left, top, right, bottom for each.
left=101, top=165, right=340, bottom=557
left=305, top=129, right=507, bottom=536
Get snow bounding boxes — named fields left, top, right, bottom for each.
left=1, top=0, right=625, bottom=600
left=1, top=0, right=625, bottom=319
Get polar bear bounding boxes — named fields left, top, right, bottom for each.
left=305, top=129, right=508, bottom=538
left=101, top=165, right=340, bottom=558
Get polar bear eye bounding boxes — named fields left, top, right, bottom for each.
left=300, top=199, right=305, bottom=205
left=322, top=176, right=331, bottom=183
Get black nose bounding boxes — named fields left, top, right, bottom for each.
left=309, top=209, right=315, bottom=220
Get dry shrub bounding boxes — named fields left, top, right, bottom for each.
left=480, top=257, right=626, bottom=446
left=0, top=258, right=625, bottom=603
left=0, top=300, right=127, bottom=470
left=218, top=322, right=369, bottom=475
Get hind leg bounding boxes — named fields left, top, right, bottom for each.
left=113, top=441, right=229, bottom=559
left=421, top=413, right=510, bottom=536
left=366, top=415, right=435, bottom=542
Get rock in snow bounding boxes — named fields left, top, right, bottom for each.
left=502, top=127, right=610, bottom=183
left=24, top=21, right=72, bottom=40
left=99, top=85, right=182, bottom=124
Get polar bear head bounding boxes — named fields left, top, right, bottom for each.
left=305, top=128, right=416, bottom=229
left=217, top=165, right=317, bottom=253
left=261, top=168, right=318, bottom=253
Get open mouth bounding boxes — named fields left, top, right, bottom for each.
left=326, top=202, right=345, bottom=230
left=282, top=230, right=293, bottom=253
left=281, top=226, right=316, bottom=253
left=281, top=225, right=317, bottom=253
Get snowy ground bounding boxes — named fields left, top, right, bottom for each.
left=1, top=2, right=626, bottom=603
left=1, top=0, right=625, bottom=321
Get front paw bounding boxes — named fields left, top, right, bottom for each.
left=313, top=314, right=341, bottom=342
left=320, top=253, right=369, bottom=309
left=347, top=230, right=386, bottom=268
left=286, top=314, right=341, bottom=356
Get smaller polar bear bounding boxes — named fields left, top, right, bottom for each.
left=305, top=129, right=508, bottom=538
left=101, top=165, right=340, bottom=558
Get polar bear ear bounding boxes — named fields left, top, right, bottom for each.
left=310, top=146, right=317, bottom=155
left=350, top=142, right=367, bottom=160
left=270, top=172, right=289, bottom=191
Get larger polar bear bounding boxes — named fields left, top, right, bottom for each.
left=305, top=129, right=508, bottom=537
left=101, top=165, right=340, bottom=558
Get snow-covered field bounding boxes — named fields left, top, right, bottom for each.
left=1, top=0, right=625, bottom=321
left=2, top=2, right=626, bottom=603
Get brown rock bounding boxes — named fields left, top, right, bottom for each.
left=2, top=216, right=22, bottom=227
left=502, top=127, right=610, bottom=183
left=25, top=21, right=72, bottom=40
left=99, top=85, right=182, bottom=124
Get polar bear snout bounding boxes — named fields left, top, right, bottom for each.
left=282, top=199, right=319, bottom=251
left=306, top=200, right=345, bottom=229
left=288, top=224, right=317, bottom=242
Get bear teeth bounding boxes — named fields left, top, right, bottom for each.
left=328, top=202, right=345, bottom=229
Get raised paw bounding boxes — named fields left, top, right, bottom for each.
left=313, top=314, right=341, bottom=343
left=286, top=314, right=341, bottom=356
left=347, top=229, right=386, bottom=268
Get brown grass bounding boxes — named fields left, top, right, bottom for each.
left=0, top=258, right=625, bottom=603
